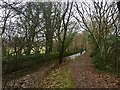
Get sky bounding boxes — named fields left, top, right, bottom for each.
left=1, top=0, right=116, bottom=3
left=0, top=0, right=118, bottom=34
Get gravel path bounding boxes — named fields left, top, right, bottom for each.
left=71, top=53, right=119, bottom=88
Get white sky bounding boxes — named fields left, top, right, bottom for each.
left=1, top=0, right=117, bottom=3
left=0, top=0, right=119, bottom=36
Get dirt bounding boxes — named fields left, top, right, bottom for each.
left=3, top=60, right=59, bottom=89
left=3, top=53, right=120, bottom=88
left=71, top=53, right=119, bottom=88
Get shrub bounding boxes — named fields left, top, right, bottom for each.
left=3, top=50, right=80, bottom=75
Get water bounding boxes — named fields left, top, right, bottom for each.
left=65, top=51, right=86, bottom=60
left=68, top=53, right=81, bottom=60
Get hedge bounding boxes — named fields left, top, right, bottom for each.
left=3, top=50, right=80, bottom=75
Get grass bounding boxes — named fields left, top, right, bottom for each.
left=3, top=60, right=54, bottom=83
left=92, top=56, right=120, bottom=77
left=3, top=50, right=80, bottom=75
left=36, top=65, right=73, bottom=88
left=7, top=47, right=46, bottom=55
left=3, top=50, right=80, bottom=83
left=95, top=65, right=120, bottom=77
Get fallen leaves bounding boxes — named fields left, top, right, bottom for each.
left=71, top=53, right=119, bottom=88
left=37, top=65, right=73, bottom=88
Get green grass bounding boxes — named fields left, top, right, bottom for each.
left=6, top=47, right=46, bottom=55
left=3, top=50, right=78, bottom=86
left=3, top=50, right=80, bottom=76
left=3, top=50, right=79, bottom=87
left=92, top=56, right=120, bottom=77
left=3, top=60, right=54, bottom=83
left=36, top=65, right=73, bottom=88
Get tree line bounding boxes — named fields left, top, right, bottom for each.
left=0, top=1, right=120, bottom=74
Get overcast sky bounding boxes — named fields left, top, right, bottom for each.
left=1, top=0, right=117, bottom=3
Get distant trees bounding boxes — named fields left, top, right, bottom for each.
left=15, top=3, right=40, bottom=55
left=42, top=2, right=62, bottom=54
left=74, top=1, right=120, bottom=73
left=1, top=1, right=79, bottom=64
left=2, top=1, right=119, bottom=69
left=0, top=2, right=20, bottom=59
left=1, top=1, right=120, bottom=88
left=0, top=2, right=16, bottom=35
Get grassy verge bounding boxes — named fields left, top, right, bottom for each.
left=3, top=60, right=54, bottom=83
left=36, top=65, right=73, bottom=88
left=3, top=50, right=80, bottom=80
left=91, top=57, right=120, bottom=77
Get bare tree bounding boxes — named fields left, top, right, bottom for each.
left=74, top=1, right=119, bottom=68
left=59, top=2, right=73, bottom=64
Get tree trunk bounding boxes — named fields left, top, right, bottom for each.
left=17, top=47, right=22, bottom=57
left=59, top=27, right=67, bottom=64
left=45, top=32, right=53, bottom=54
left=25, top=44, right=32, bottom=55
